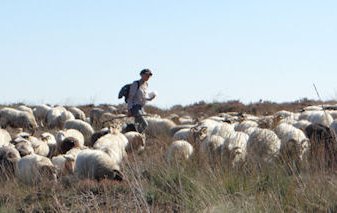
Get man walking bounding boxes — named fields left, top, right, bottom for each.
left=127, top=69, right=156, bottom=133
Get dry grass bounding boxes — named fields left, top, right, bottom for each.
left=2, top=100, right=337, bottom=212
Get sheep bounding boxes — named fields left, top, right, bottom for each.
left=0, top=129, right=11, bottom=147
left=305, top=123, right=337, bottom=169
left=299, top=111, right=333, bottom=126
left=172, top=126, right=208, bottom=146
left=17, top=105, right=34, bottom=114
left=14, top=133, right=50, bottom=157
left=293, top=120, right=312, bottom=131
left=166, top=140, right=194, bottom=163
left=68, top=106, right=86, bottom=120
left=46, top=106, right=68, bottom=129
left=52, top=154, right=76, bottom=176
left=0, top=107, right=38, bottom=131
left=146, top=117, right=176, bottom=137
left=247, top=128, right=281, bottom=163
left=93, top=132, right=128, bottom=164
left=64, top=119, right=94, bottom=147
left=56, top=129, right=85, bottom=148
left=89, top=127, right=112, bottom=147
left=235, top=120, right=259, bottom=133
left=0, top=146, right=21, bottom=180
left=74, top=149, right=123, bottom=181
left=124, top=131, right=146, bottom=154
left=221, top=132, right=249, bottom=167
left=170, top=124, right=197, bottom=136
left=33, top=104, right=52, bottom=127
left=200, top=135, right=225, bottom=166
left=211, top=122, right=235, bottom=139
left=11, top=138, right=35, bottom=157
left=16, top=154, right=57, bottom=185
left=274, top=123, right=309, bottom=161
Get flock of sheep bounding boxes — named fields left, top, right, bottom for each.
left=1, top=103, right=337, bottom=186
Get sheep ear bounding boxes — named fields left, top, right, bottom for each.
left=113, top=170, right=124, bottom=181
left=201, top=127, right=208, bottom=134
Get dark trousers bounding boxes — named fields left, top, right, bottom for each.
left=130, top=104, right=148, bottom=133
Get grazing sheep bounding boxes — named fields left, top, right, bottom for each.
left=293, top=120, right=312, bottom=131
left=0, top=107, right=38, bottom=131
left=274, top=123, right=309, bottom=161
left=0, top=129, right=11, bottom=147
left=247, top=128, right=281, bottom=163
left=0, top=146, right=21, bottom=180
left=46, top=106, right=68, bottom=129
left=211, top=122, right=235, bottom=139
left=12, top=138, right=35, bottom=157
left=124, top=131, right=146, bottom=153
left=235, top=120, right=259, bottom=133
left=16, top=154, right=57, bottom=185
left=166, top=140, right=194, bottom=163
left=305, top=123, right=337, bottom=169
left=33, top=104, right=52, bottom=127
left=57, top=137, right=82, bottom=155
left=200, top=135, right=225, bottom=165
left=221, top=132, right=249, bottom=167
left=146, top=117, right=176, bottom=137
left=15, top=133, right=50, bottom=157
left=17, top=105, right=34, bottom=114
left=93, top=132, right=128, bottom=164
left=68, top=107, right=86, bottom=120
left=52, top=154, right=76, bottom=176
left=64, top=119, right=94, bottom=147
left=299, top=111, right=333, bottom=126
left=90, top=127, right=112, bottom=147
left=74, top=149, right=123, bottom=181
left=56, top=129, right=85, bottom=148
left=172, top=126, right=208, bottom=146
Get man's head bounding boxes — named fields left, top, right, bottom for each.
left=140, top=69, right=153, bottom=81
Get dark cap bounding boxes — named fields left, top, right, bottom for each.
left=140, top=69, right=153, bottom=76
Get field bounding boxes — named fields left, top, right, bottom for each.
left=1, top=99, right=337, bottom=212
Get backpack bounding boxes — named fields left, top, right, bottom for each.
left=118, top=81, right=140, bottom=103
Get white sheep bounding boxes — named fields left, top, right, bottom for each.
left=221, top=132, right=249, bottom=167
left=16, top=154, right=57, bottom=185
left=211, top=122, right=235, bottom=139
left=274, top=123, right=309, bottom=161
left=46, top=106, right=68, bottom=129
left=299, top=111, right=333, bottom=126
left=64, top=119, right=94, bottom=146
left=172, top=126, right=208, bottom=146
left=235, top=120, right=259, bottom=133
left=166, top=140, right=194, bottom=163
left=200, top=135, right=225, bottom=165
left=56, top=129, right=85, bottom=148
left=0, top=146, right=21, bottom=180
left=12, top=137, right=35, bottom=157
left=33, top=104, right=52, bottom=127
left=15, top=132, right=50, bottom=157
left=17, top=105, right=34, bottom=114
left=0, top=129, right=11, bottom=147
left=293, top=120, right=312, bottom=131
left=146, top=117, right=176, bottom=137
left=93, top=132, right=128, bottom=164
left=68, top=106, right=86, bottom=120
left=74, top=148, right=123, bottom=181
left=52, top=154, right=76, bottom=176
left=247, top=128, right=281, bottom=163
left=124, top=131, right=146, bottom=154
left=0, top=107, right=38, bottom=130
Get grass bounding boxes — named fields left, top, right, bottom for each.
left=2, top=101, right=337, bottom=212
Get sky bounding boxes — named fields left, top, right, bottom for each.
left=0, top=1, right=337, bottom=109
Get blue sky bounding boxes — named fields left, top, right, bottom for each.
left=0, top=1, right=336, bottom=108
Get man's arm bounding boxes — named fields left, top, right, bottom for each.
left=127, top=81, right=138, bottom=110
